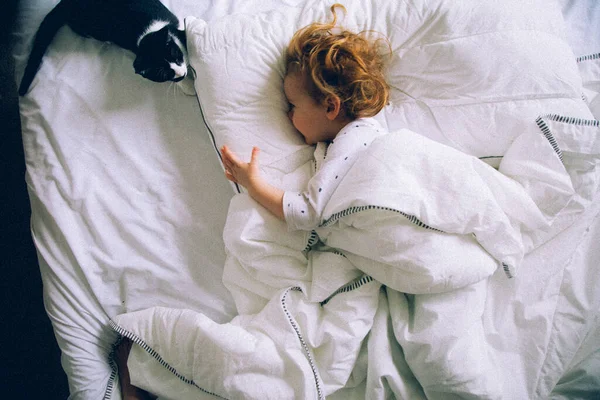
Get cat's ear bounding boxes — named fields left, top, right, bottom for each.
left=174, top=29, right=187, bottom=48
left=156, top=26, right=171, bottom=41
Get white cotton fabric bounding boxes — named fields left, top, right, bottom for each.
left=12, top=0, right=600, bottom=398
left=124, top=0, right=600, bottom=398
left=557, top=0, right=600, bottom=56
left=185, top=0, right=594, bottom=273
left=186, top=0, right=592, bottom=179
left=14, top=0, right=307, bottom=398
left=110, top=121, right=598, bottom=398
left=114, top=155, right=503, bottom=398
left=283, top=118, right=385, bottom=231
left=578, top=56, right=600, bottom=118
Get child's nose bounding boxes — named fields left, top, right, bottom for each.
left=287, top=110, right=294, bottom=121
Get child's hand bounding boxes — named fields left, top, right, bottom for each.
left=221, top=145, right=262, bottom=190
left=221, top=145, right=285, bottom=220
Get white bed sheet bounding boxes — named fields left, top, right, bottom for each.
left=14, top=0, right=266, bottom=397
left=558, top=0, right=600, bottom=57
left=13, top=0, right=600, bottom=399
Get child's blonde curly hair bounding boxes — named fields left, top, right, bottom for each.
left=285, top=3, right=390, bottom=119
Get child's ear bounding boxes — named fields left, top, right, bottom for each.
left=325, top=95, right=342, bottom=120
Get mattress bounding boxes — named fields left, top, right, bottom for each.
left=13, top=0, right=600, bottom=399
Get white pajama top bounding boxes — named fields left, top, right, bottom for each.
left=283, top=117, right=385, bottom=231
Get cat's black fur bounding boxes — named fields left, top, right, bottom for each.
left=19, top=0, right=188, bottom=96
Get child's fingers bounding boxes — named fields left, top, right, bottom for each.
left=250, top=147, right=260, bottom=165
left=227, top=146, right=243, bottom=164
left=222, top=156, right=233, bottom=171
left=221, top=146, right=237, bottom=171
left=221, top=145, right=238, bottom=166
left=224, top=170, right=237, bottom=182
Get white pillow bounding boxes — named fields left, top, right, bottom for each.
left=185, top=0, right=592, bottom=194
left=185, top=6, right=321, bottom=193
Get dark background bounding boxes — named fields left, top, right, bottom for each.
left=1, top=0, right=70, bottom=397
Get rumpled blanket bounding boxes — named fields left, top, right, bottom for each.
left=111, top=128, right=576, bottom=399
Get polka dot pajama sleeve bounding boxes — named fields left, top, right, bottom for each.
left=282, top=118, right=385, bottom=231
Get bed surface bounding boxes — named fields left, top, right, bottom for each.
left=559, top=0, right=600, bottom=56
left=13, top=0, right=600, bottom=398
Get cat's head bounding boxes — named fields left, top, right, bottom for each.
left=134, top=25, right=188, bottom=83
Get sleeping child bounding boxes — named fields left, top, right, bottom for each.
left=221, top=4, right=502, bottom=399
left=221, top=3, right=390, bottom=231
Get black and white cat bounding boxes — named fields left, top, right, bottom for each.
left=19, top=0, right=189, bottom=96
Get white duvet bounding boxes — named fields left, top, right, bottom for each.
left=111, top=119, right=597, bottom=399
left=112, top=130, right=504, bottom=399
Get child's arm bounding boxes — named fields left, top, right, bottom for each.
left=221, top=145, right=285, bottom=220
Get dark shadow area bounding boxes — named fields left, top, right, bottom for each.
left=1, top=1, right=70, bottom=397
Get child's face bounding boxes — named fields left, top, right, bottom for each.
left=284, top=71, right=337, bottom=145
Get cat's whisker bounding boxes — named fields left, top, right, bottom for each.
left=170, top=81, right=178, bottom=99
